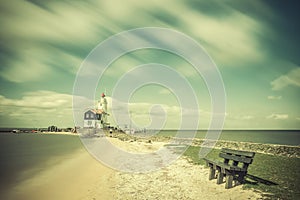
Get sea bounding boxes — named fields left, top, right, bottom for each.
left=156, top=130, right=300, bottom=146
left=0, top=129, right=299, bottom=197
left=0, top=133, right=83, bottom=198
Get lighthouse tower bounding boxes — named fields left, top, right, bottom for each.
left=97, top=92, right=108, bottom=128
left=100, top=92, right=107, bottom=113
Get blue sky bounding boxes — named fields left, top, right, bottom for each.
left=0, top=0, right=299, bottom=129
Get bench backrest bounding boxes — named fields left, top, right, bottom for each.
left=220, top=148, right=255, bottom=170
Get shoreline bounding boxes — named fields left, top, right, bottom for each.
left=40, top=131, right=79, bottom=136
left=39, top=131, right=300, bottom=158
left=2, top=133, right=298, bottom=199
left=0, top=134, right=266, bottom=199
left=3, top=131, right=299, bottom=157
left=2, top=148, right=115, bottom=200
left=113, top=133, right=300, bottom=158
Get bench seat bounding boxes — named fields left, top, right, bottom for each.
left=203, top=159, right=247, bottom=172
left=203, top=148, right=255, bottom=189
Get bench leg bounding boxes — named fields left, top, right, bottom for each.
left=225, top=174, right=233, bottom=189
left=237, top=172, right=246, bottom=184
left=208, top=167, right=216, bottom=180
left=216, top=171, right=224, bottom=184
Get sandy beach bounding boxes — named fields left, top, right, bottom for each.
left=3, top=147, right=115, bottom=200
left=1, top=136, right=266, bottom=200
left=111, top=138, right=264, bottom=200
left=41, top=131, right=79, bottom=136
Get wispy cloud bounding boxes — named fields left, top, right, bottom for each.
left=267, top=95, right=282, bottom=100
left=172, top=2, right=268, bottom=66
left=227, top=113, right=254, bottom=120
left=109, top=96, right=204, bottom=129
left=266, top=114, right=288, bottom=120
left=0, top=46, right=83, bottom=82
left=0, top=91, right=73, bottom=127
left=0, top=1, right=105, bottom=82
left=0, top=0, right=272, bottom=83
left=0, top=90, right=71, bottom=108
left=271, top=67, right=300, bottom=90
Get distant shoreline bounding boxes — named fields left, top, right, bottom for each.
left=40, top=131, right=79, bottom=136
left=1, top=129, right=300, bottom=146
left=1, top=128, right=300, bottom=132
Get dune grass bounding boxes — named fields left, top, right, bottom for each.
left=183, top=146, right=300, bottom=200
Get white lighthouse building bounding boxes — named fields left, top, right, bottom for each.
left=97, top=92, right=109, bottom=128
left=98, top=92, right=107, bottom=113
left=83, top=92, right=109, bottom=129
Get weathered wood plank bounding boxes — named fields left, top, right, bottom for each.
left=225, top=174, right=234, bottom=189
left=217, top=171, right=224, bottom=184
left=208, top=167, right=216, bottom=180
left=221, top=148, right=255, bottom=158
left=219, top=153, right=253, bottom=164
left=204, top=159, right=247, bottom=171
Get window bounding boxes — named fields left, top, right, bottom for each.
left=90, top=114, right=94, bottom=119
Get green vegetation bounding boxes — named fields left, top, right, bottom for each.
left=183, top=146, right=300, bottom=200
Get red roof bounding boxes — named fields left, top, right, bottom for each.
left=89, top=109, right=104, bottom=114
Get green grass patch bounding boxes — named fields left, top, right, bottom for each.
left=183, top=146, right=300, bottom=200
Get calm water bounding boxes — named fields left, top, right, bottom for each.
left=0, top=133, right=82, bottom=196
left=0, top=130, right=299, bottom=196
left=157, top=130, right=300, bottom=146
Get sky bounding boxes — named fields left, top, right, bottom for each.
left=0, top=0, right=299, bottom=129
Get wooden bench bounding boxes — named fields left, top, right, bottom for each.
left=203, top=148, right=255, bottom=189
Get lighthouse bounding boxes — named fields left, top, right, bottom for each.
left=82, top=92, right=110, bottom=137
left=96, top=92, right=108, bottom=128
left=99, top=92, right=107, bottom=113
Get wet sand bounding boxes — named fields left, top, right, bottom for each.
left=3, top=148, right=115, bottom=200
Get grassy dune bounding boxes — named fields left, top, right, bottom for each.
left=184, top=146, right=300, bottom=200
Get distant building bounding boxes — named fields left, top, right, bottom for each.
left=83, top=109, right=107, bottom=128
left=48, top=125, right=58, bottom=132
left=83, top=92, right=110, bottom=129
left=83, top=109, right=100, bottom=128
